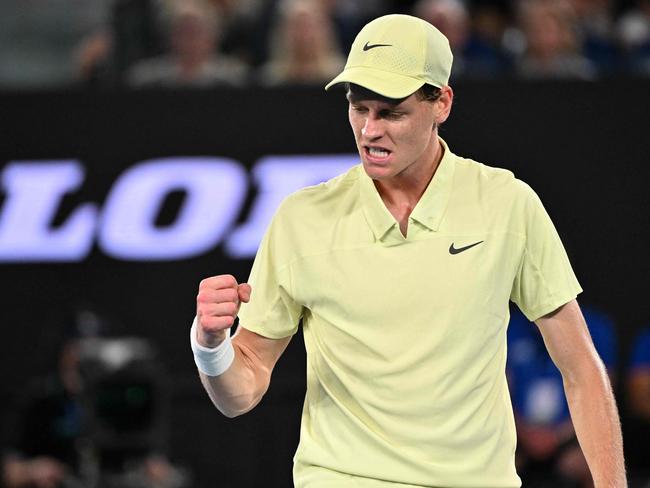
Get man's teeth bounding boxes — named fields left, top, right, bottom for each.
left=368, top=147, right=389, bottom=157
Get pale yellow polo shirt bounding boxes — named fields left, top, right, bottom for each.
left=238, top=139, right=582, bottom=488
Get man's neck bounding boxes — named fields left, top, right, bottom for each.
left=375, top=137, right=443, bottom=209
left=374, top=137, right=444, bottom=237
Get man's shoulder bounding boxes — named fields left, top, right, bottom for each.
left=264, top=165, right=364, bottom=254
left=453, top=154, right=534, bottom=201
left=278, top=165, right=362, bottom=217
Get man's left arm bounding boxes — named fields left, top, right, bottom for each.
left=535, top=299, right=626, bottom=487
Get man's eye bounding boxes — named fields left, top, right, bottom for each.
left=352, top=106, right=367, bottom=113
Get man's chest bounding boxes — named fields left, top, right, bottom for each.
left=293, top=232, right=523, bottom=334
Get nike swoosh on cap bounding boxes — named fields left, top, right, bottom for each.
left=363, top=42, right=392, bottom=51
left=449, top=241, right=484, bottom=255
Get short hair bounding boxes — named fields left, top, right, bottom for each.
left=414, top=83, right=442, bottom=102
left=345, top=82, right=442, bottom=103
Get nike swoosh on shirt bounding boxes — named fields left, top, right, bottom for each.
left=363, top=42, right=392, bottom=51
left=449, top=241, right=484, bottom=255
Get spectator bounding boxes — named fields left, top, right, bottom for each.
left=567, top=0, right=620, bottom=74
left=1, top=306, right=188, bottom=488
left=617, top=0, right=650, bottom=75
left=149, top=0, right=267, bottom=69
left=507, top=306, right=617, bottom=488
left=514, top=0, right=598, bottom=80
left=126, top=1, right=247, bottom=88
left=0, top=0, right=113, bottom=89
left=256, top=0, right=345, bottom=86
left=413, top=0, right=508, bottom=79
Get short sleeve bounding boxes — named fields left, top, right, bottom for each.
left=237, top=201, right=303, bottom=339
left=510, top=183, right=582, bottom=321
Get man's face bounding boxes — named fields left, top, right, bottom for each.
left=347, top=87, right=438, bottom=182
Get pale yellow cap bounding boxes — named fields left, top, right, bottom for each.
left=325, top=14, right=453, bottom=98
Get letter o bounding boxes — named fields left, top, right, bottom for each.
left=98, top=157, right=247, bottom=260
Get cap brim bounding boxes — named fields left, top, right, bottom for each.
left=324, top=66, right=426, bottom=99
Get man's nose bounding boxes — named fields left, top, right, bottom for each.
left=361, top=115, right=383, bottom=139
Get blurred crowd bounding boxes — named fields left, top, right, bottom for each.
left=508, top=307, right=650, bottom=488
left=0, top=0, right=649, bottom=90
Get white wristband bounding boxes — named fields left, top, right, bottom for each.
left=190, top=317, right=235, bottom=377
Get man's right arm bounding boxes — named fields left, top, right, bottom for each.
left=194, top=275, right=291, bottom=418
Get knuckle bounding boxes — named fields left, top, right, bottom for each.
left=197, top=290, right=215, bottom=304
left=221, top=274, right=237, bottom=287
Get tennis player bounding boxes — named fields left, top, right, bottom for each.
left=190, top=14, right=626, bottom=488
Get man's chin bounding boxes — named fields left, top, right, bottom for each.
left=362, top=162, right=395, bottom=180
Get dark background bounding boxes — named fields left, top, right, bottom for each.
left=0, top=81, right=648, bottom=486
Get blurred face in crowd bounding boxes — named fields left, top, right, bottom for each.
left=171, top=12, right=216, bottom=62
left=284, top=3, right=331, bottom=60
left=521, top=2, right=575, bottom=59
left=347, top=85, right=452, bottom=183
left=416, top=0, right=469, bottom=51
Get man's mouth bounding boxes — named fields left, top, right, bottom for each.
left=365, top=146, right=391, bottom=161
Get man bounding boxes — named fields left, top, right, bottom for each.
left=190, top=14, right=625, bottom=487
left=126, top=1, right=248, bottom=88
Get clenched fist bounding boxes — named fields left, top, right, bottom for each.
left=196, top=275, right=251, bottom=348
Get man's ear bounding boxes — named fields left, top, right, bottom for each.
left=435, top=85, right=454, bottom=125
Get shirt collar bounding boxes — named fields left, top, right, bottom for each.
left=409, top=137, right=455, bottom=232
left=359, top=137, right=456, bottom=241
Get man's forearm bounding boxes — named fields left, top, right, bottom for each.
left=198, top=340, right=271, bottom=418
left=564, top=364, right=626, bottom=487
